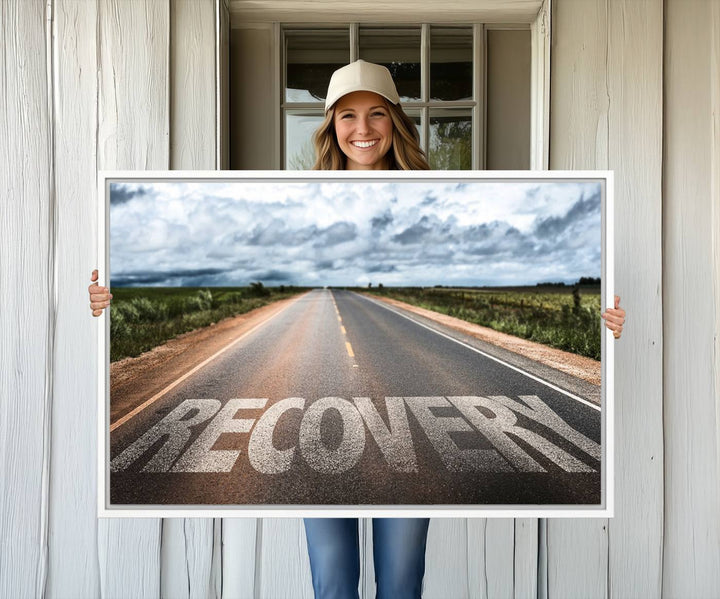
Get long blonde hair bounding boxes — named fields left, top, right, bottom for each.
left=312, top=100, right=430, bottom=171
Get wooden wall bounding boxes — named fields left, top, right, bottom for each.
left=662, top=0, right=720, bottom=595
left=550, top=0, right=664, bottom=595
left=1, top=0, right=718, bottom=597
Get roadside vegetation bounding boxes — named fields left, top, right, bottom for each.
left=109, top=283, right=303, bottom=362
left=361, top=282, right=602, bottom=361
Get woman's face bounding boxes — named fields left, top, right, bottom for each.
left=333, top=91, right=394, bottom=170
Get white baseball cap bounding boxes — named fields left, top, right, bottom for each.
left=324, top=60, right=400, bottom=112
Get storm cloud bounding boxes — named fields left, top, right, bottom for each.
left=533, top=190, right=600, bottom=239
left=313, top=221, right=358, bottom=248
left=110, top=183, right=153, bottom=205
left=111, top=267, right=229, bottom=287
left=109, top=179, right=602, bottom=287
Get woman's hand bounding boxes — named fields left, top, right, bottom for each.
left=89, top=269, right=112, bottom=317
left=601, top=295, right=625, bottom=339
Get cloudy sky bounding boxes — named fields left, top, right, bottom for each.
left=109, top=179, right=602, bottom=287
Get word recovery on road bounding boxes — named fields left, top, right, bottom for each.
left=111, top=395, right=600, bottom=474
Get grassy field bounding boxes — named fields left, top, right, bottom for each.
left=361, top=285, right=602, bottom=361
left=109, top=284, right=304, bottom=362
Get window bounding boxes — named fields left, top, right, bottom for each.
left=227, top=23, right=531, bottom=170
left=283, top=25, right=479, bottom=170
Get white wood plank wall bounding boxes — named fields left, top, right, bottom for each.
left=605, top=1, right=664, bottom=596
left=0, top=1, right=53, bottom=597
left=549, top=2, right=612, bottom=593
left=549, top=1, right=664, bottom=598
left=95, top=0, right=168, bottom=596
left=164, top=3, right=220, bottom=598
left=663, top=0, right=720, bottom=595
left=48, top=2, right=101, bottom=597
left=1, top=0, right=718, bottom=597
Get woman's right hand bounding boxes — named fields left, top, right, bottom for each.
left=89, top=269, right=112, bottom=317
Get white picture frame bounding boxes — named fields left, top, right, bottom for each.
left=97, top=170, right=614, bottom=518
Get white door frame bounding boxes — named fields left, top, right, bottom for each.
left=225, top=0, right=551, bottom=170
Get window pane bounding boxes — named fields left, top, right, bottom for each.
left=359, top=28, right=421, bottom=102
left=285, top=112, right=324, bottom=169
left=286, top=30, right=349, bottom=103
left=430, top=27, right=473, bottom=101
left=402, top=109, right=423, bottom=148
left=429, top=109, right=472, bottom=170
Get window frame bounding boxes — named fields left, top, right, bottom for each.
left=226, top=1, right=551, bottom=171
left=281, top=23, right=490, bottom=170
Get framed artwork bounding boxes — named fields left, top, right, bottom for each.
left=97, top=171, right=614, bottom=518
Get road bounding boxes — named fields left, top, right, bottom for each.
left=109, top=289, right=603, bottom=507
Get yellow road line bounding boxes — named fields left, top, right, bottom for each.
left=333, top=293, right=354, bottom=361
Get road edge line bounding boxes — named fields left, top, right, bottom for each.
left=110, top=293, right=307, bottom=431
left=358, top=293, right=601, bottom=412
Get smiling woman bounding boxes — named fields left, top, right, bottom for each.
left=333, top=91, right=394, bottom=170
left=311, top=60, right=430, bottom=171
left=302, top=59, right=435, bottom=599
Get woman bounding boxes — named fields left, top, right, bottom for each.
left=88, top=60, right=626, bottom=599
left=301, top=60, right=433, bottom=599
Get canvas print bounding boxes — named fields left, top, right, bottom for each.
left=101, top=173, right=611, bottom=515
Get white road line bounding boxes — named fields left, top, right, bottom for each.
left=359, top=293, right=601, bottom=412
left=110, top=295, right=304, bottom=431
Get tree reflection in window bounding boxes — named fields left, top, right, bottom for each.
left=429, top=111, right=472, bottom=170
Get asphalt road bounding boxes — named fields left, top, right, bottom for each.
left=109, top=289, right=603, bottom=507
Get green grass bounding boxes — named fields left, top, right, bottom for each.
left=109, top=284, right=305, bottom=362
left=362, top=285, right=602, bottom=361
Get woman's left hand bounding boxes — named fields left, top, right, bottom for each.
left=601, top=295, right=626, bottom=339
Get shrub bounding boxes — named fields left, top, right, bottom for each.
left=113, top=301, right=140, bottom=323
left=184, top=289, right=213, bottom=312
left=109, top=306, right=130, bottom=339
left=247, top=281, right=270, bottom=298
left=166, top=296, right=187, bottom=318
left=130, top=296, right=169, bottom=322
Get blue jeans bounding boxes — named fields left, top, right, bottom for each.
left=303, top=518, right=430, bottom=599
